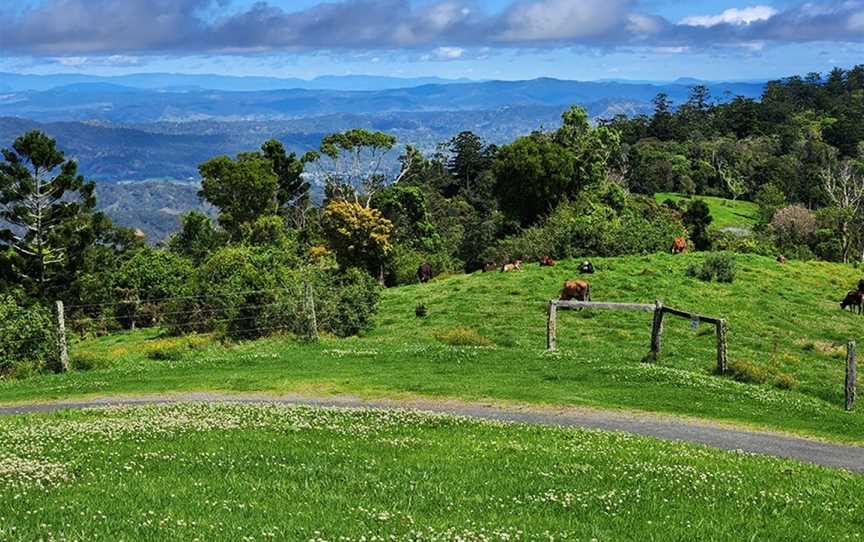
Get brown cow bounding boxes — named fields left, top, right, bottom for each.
left=540, top=255, right=556, bottom=267
left=776, top=255, right=788, bottom=264
left=671, top=237, right=687, bottom=254
left=560, top=280, right=591, bottom=302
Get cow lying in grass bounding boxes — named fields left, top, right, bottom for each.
left=560, top=280, right=591, bottom=302
left=671, top=237, right=687, bottom=254
left=502, top=260, right=523, bottom=272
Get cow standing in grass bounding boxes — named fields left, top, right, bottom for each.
left=417, top=262, right=433, bottom=283
left=671, top=237, right=687, bottom=254
left=560, top=280, right=591, bottom=302
left=502, top=260, right=523, bottom=272
left=841, top=291, right=864, bottom=315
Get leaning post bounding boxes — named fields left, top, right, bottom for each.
left=304, top=281, right=319, bottom=342
left=846, top=340, right=857, bottom=411
left=648, top=299, right=664, bottom=361
left=55, top=300, right=70, bottom=372
left=716, top=319, right=728, bottom=375
left=547, top=301, right=558, bottom=352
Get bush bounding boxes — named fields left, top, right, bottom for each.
left=725, top=359, right=798, bottom=390
left=482, top=192, right=685, bottom=262
left=436, top=326, right=493, bottom=347
left=0, top=295, right=58, bottom=376
left=71, top=352, right=110, bottom=371
left=688, top=252, right=737, bottom=283
left=313, top=268, right=381, bottom=337
left=771, top=205, right=816, bottom=250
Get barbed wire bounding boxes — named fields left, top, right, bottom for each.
left=63, top=286, right=304, bottom=311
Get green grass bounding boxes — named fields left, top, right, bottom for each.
left=2, top=253, right=864, bottom=443
left=1, top=402, right=861, bottom=541
left=655, top=192, right=759, bottom=230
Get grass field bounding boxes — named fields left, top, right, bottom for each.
left=654, top=192, right=760, bottom=230
left=2, top=253, right=863, bottom=444
left=1, top=402, right=861, bottom=541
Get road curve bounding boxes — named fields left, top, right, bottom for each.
left=1, top=392, right=863, bottom=473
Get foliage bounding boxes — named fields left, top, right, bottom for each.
left=112, top=248, right=194, bottom=329
left=0, top=295, right=57, bottom=377
left=198, top=154, right=278, bottom=240
left=0, top=130, right=103, bottom=298
left=485, top=191, right=685, bottom=262
left=167, top=210, right=225, bottom=264
left=686, top=252, right=737, bottom=283
left=681, top=200, right=713, bottom=251
left=322, top=200, right=394, bottom=280
left=771, top=205, right=817, bottom=250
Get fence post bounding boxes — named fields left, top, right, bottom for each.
left=648, top=299, right=664, bottom=361
left=716, top=319, right=728, bottom=375
left=547, top=301, right=557, bottom=352
left=304, top=281, right=318, bottom=342
left=55, top=300, right=69, bottom=372
left=846, top=340, right=857, bottom=411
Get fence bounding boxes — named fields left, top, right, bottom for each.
left=547, top=298, right=728, bottom=374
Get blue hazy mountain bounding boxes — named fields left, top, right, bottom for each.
left=0, top=77, right=765, bottom=123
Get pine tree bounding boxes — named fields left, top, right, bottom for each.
left=0, top=130, right=98, bottom=296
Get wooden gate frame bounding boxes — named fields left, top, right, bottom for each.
left=546, top=299, right=728, bottom=374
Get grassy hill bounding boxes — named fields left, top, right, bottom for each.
left=2, top=253, right=863, bottom=443
left=655, top=192, right=759, bottom=230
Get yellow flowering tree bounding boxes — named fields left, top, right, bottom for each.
left=322, top=200, right=393, bottom=282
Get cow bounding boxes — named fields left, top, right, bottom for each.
left=482, top=261, right=498, bottom=273
left=417, top=262, right=433, bottom=283
left=777, top=255, right=788, bottom=264
left=671, top=237, right=687, bottom=254
left=841, top=291, right=864, bottom=315
left=859, top=279, right=864, bottom=293
left=502, top=260, right=523, bottom=273
left=540, top=255, right=556, bottom=267
left=579, top=260, right=595, bottom=274
left=560, top=280, right=591, bottom=302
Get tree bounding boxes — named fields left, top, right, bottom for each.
left=168, top=211, right=224, bottom=264
left=198, top=154, right=279, bottom=240
left=252, top=140, right=311, bottom=228
left=821, top=161, right=864, bottom=262
left=771, top=204, right=817, bottom=251
left=0, top=130, right=101, bottom=297
left=321, top=200, right=394, bottom=283
left=442, top=132, right=496, bottom=198
left=682, top=200, right=713, bottom=251
left=306, top=129, right=402, bottom=207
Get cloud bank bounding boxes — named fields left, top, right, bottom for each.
left=1, top=0, right=863, bottom=57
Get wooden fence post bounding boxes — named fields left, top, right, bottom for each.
left=716, top=319, right=728, bottom=375
left=304, top=281, right=318, bottom=342
left=547, top=301, right=557, bottom=352
left=648, top=299, right=664, bottom=361
left=55, top=300, right=69, bottom=372
left=846, top=340, right=857, bottom=411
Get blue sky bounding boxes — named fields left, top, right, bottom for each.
left=1, top=0, right=863, bottom=81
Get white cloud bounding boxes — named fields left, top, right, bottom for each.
left=681, top=6, right=778, bottom=28
left=497, top=0, right=632, bottom=42
left=422, top=46, right=465, bottom=61
left=55, top=55, right=143, bottom=67
left=849, top=10, right=864, bottom=30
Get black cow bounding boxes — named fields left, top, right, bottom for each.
left=417, top=262, right=434, bottom=283
left=841, top=291, right=864, bottom=315
left=579, top=261, right=595, bottom=274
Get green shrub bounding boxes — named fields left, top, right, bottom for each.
left=146, top=346, right=185, bottom=361
left=314, top=268, right=381, bottom=337
left=724, top=359, right=798, bottom=390
left=0, top=295, right=58, bottom=376
left=436, top=326, right=494, bottom=347
left=71, top=352, right=110, bottom=371
left=689, top=252, right=737, bottom=283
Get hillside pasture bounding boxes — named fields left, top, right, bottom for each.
left=654, top=192, right=760, bottom=231
left=1, top=253, right=863, bottom=443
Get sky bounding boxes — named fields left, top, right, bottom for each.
left=1, top=0, right=863, bottom=81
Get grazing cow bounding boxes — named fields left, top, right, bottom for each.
left=671, top=237, right=687, bottom=254
left=501, top=260, right=523, bottom=273
left=482, top=261, right=498, bottom=273
left=777, top=255, right=788, bottom=264
left=540, top=255, right=556, bottom=267
left=841, top=291, right=864, bottom=315
left=560, top=280, right=591, bottom=302
left=417, top=262, right=434, bottom=283
left=579, top=261, right=595, bottom=274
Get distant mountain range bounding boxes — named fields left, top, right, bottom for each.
left=0, top=73, right=476, bottom=93
left=0, top=77, right=766, bottom=124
